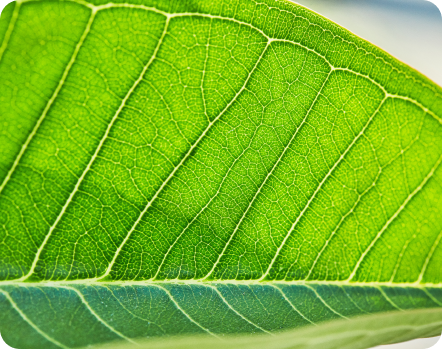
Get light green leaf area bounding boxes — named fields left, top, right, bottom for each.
left=0, top=0, right=441, bottom=348
left=87, top=308, right=442, bottom=349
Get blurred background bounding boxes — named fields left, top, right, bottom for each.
left=291, top=1, right=442, bottom=348
left=291, top=0, right=442, bottom=87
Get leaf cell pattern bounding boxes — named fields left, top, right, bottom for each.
left=0, top=0, right=442, bottom=348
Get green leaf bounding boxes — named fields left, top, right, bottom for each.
left=0, top=0, right=441, bottom=348
left=84, top=308, right=442, bottom=349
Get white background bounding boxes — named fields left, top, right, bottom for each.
left=289, top=1, right=442, bottom=345
left=293, top=0, right=442, bottom=86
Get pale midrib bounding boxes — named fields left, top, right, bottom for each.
left=1, top=279, right=441, bottom=289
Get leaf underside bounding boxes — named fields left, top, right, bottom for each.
left=0, top=0, right=441, bottom=348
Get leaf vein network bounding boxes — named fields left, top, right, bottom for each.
left=0, top=0, right=441, bottom=286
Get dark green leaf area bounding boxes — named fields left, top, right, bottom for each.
left=1, top=0, right=442, bottom=348
left=1, top=283, right=441, bottom=348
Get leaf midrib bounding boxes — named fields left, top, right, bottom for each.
left=1, top=280, right=442, bottom=289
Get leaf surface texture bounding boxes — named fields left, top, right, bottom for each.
left=0, top=0, right=441, bottom=348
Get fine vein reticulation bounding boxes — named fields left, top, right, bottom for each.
left=0, top=0, right=442, bottom=348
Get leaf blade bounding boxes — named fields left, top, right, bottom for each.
left=1, top=0, right=442, bottom=348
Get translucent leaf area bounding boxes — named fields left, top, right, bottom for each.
left=0, top=0, right=441, bottom=348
